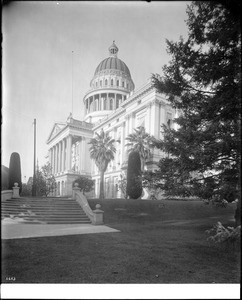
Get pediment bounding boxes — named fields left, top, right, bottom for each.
left=47, top=122, right=66, bottom=143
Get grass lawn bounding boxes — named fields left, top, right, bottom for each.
left=1, top=199, right=240, bottom=283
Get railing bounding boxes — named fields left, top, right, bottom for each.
left=1, top=190, right=13, bottom=202
left=73, top=183, right=104, bottom=225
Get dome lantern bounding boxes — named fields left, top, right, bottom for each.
left=108, top=41, right=119, bottom=58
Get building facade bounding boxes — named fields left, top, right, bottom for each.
left=47, top=42, right=176, bottom=197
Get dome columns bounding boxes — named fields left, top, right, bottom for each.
left=85, top=93, right=126, bottom=114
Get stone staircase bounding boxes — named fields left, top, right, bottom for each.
left=1, top=197, right=91, bottom=224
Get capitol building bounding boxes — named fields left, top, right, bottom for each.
left=46, top=42, right=176, bottom=198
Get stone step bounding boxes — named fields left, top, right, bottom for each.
left=1, top=197, right=92, bottom=225
left=1, top=204, right=85, bottom=209
left=2, top=215, right=90, bottom=221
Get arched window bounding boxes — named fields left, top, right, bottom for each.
left=110, top=98, right=113, bottom=110
left=117, top=80, right=119, bottom=86
left=122, top=81, right=124, bottom=87
left=111, top=79, right=113, bottom=86
left=105, top=79, right=108, bottom=86
left=100, top=80, right=102, bottom=87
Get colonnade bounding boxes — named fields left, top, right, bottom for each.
left=85, top=93, right=127, bottom=114
left=49, top=135, right=73, bottom=175
left=49, top=135, right=90, bottom=176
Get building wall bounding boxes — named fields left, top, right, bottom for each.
left=47, top=83, right=175, bottom=198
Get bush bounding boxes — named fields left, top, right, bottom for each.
left=206, top=222, right=241, bottom=248
left=73, top=175, right=94, bottom=194
left=21, top=183, right=32, bottom=197
left=126, top=151, right=142, bottom=199
left=8, top=152, right=22, bottom=193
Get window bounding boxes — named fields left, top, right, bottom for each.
left=105, top=79, right=108, bottom=86
left=110, top=98, right=113, bottom=110
left=100, top=80, right=102, bottom=87
left=103, top=98, right=107, bottom=110
left=122, top=81, right=124, bottom=87
left=111, top=79, right=113, bottom=86
left=117, top=80, right=119, bottom=86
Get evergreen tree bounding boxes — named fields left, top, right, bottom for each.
left=152, top=1, right=241, bottom=223
left=88, top=129, right=116, bottom=200
left=8, top=152, right=22, bottom=193
left=126, top=151, right=142, bottom=199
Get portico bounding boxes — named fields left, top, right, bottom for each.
left=46, top=115, right=93, bottom=196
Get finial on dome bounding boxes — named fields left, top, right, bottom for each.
left=109, top=41, right=118, bottom=58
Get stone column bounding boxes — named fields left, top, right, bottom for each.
left=66, top=135, right=72, bottom=172
left=114, top=93, right=117, bottom=110
left=98, top=94, right=101, bottom=111
left=61, top=139, right=65, bottom=172
left=56, top=144, right=58, bottom=173
left=121, top=121, right=126, bottom=163
left=124, top=116, right=130, bottom=162
left=59, top=142, right=62, bottom=172
left=58, top=142, right=61, bottom=173
left=146, top=103, right=152, bottom=133
left=150, top=100, right=160, bottom=137
left=49, top=148, right=52, bottom=173
left=78, top=138, right=82, bottom=172
left=54, top=145, right=57, bottom=174
left=81, top=137, right=86, bottom=171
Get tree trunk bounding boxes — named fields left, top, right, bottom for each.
left=99, top=170, right=105, bottom=200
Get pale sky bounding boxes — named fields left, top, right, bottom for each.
left=2, top=1, right=190, bottom=181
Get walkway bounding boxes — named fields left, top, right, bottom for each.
left=1, top=219, right=120, bottom=240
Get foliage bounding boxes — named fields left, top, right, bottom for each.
left=206, top=222, right=241, bottom=248
left=125, top=126, right=155, bottom=171
left=21, top=183, right=32, bottom=196
left=36, top=163, right=57, bottom=196
left=126, top=151, right=142, bottom=199
left=8, top=152, right=22, bottom=194
left=72, top=175, right=94, bottom=194
left=151, top=2, right=241, bottom=208
left=142, top=171, right=163, bottom=200
left=117, top=172, right=128, bottom=199
left=88, top=129, right=116, bottom=199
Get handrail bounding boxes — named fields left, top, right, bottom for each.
left=74, top=189, right=94, bottom=223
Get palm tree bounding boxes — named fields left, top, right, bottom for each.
left=88, top=129, right=116, bottom=199
left=125, top=126, right=154, bottom=172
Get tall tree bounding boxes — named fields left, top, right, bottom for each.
left=126, top=151, right=142, bottom=199
left=88, top=129, right=116, bottom=200
left=125, top=126, right=154, bottom=172
left=8, top=152, right=22, bottom=193
left=152, top=1, right=241, bottom=224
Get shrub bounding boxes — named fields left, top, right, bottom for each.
left=8, top=152, right=22, bottom=193
left=73, top=175, right=94, bottom=194
left=126, top=151, right=142, bottom=199
left=21, top=183, right=32, bottom=196
left=206, top=222, right=241, bottom=248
